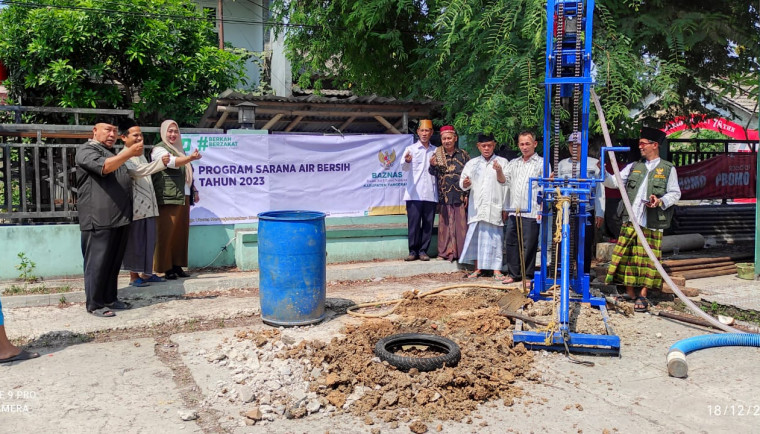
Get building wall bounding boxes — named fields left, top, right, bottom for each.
left=196, top=0, right=266, bottom=89
left=0, top=224, right=237, bottom=280
left=0, top=216, right=428, bottom=280
left=269, top=29, right=292, bottom=97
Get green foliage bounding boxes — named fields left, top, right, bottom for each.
left=669, top=129, right=732, bottom=152
left=0, top=0, right=248, bottom=125
left=0, top=148, right=35, bottom=212
left=273, top=0, right=759, bottom=145
left=272, top=0, right=443, bottom=98
left=3, top=282, right=74, bottom=296
left=15, top=252, right=38, bottom=283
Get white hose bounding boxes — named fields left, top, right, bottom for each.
left=590, top=89, right=742, bottom=334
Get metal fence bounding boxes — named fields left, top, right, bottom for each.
left=1, top=106, right=225, bottom=224
left=0, top=141, right=79, bottom=222
left=669, top=138, right=757, bottom=167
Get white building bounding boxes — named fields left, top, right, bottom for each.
left=194, top=0, right=286, bottom=93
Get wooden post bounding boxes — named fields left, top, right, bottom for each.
left=284, top=115, right=304, bottom=132
left=373, top=115, right=401, bottom=134
left=261, top=113, right=284, bottom=130
left=218, top=0, right=225, bottom=50
left=339, top=116, right=356, bottom=131
left=214, top=111, right=230, bottom=129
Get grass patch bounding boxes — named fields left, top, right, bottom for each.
left=2, top=284, right=73, bottom=296
left=667, top=299, right=760, bottom=328
left=699, top=301, right=760, bottom=326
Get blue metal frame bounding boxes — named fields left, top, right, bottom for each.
left=514, top=0, right=621, bottom=355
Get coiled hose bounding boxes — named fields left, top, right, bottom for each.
left=667, top=334, right=760, bottom=378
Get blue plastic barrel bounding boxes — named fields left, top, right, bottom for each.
left=257, top=210, right=326, bottom=326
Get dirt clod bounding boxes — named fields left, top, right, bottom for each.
left=409, top=420, right=428, bottom=433
left=326, top=390, right=346, bottom=408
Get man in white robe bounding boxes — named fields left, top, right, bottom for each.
left=459, top=133, right=509, bottom=278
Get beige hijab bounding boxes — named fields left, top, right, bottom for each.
left=160, top=120, right=193, bottom=187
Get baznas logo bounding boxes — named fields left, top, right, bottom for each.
left=378, top=150, right=397, bottom=169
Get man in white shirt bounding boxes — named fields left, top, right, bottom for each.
left=458, top=133, right=509, bottom=278
left=401, top=119, right=438, bottom=261
left=556, top=131, right=605, bottom=274
left=603, top=127, right=681, bottom=312
left=502, top=130, right=546, bottom=285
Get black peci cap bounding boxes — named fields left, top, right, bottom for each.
left=477, top=132, right=495, bottom=143
left=93, top=115, right=118, bottom=126
left=640, top=127, right=666, bottom=145
left=118, top=118, right=138, bottom=135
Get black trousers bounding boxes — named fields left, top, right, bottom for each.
left=571, top=214, right=595, bottom=274
left=505, top=215, right=540, bottom=281
left=81, top=225, right=129, bottom=312
left=406, top=200, right=436, bottom=256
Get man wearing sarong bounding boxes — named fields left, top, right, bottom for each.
left=603, top=127, right=681, bottom=312
left=428, top=125, right=470, bottom=261
left=458, top=133, right=509, bottom=278
left=118, top=119, right=172, bottom=287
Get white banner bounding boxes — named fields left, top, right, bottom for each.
left=182, top=134, right=413, bottom=225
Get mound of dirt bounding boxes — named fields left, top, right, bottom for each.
left=226, top=287, right=616, bottom=425
left=282, top=288, right=535, bottom=423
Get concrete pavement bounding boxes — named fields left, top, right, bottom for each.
left=1, top=258, right=759, bottom=433
left=0, top=259, right=462, bottom=309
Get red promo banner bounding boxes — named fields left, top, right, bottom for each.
left=676, top=153, right=756, bottom=199
left=663, top=114, right=759, bottom=141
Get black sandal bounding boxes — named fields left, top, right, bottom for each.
left=0, top=349, right=41, bottom=364
left=173, top=266, right=191, bottom=278
left=106, top=300, right=132, bottom=310
left=634, top=296, right=650, bottom=313
left=89, top=307, right=116, bottom=317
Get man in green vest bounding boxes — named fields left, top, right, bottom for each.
left=602, top=127, right=681, bottom=312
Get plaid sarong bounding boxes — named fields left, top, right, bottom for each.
left=605, top=222, right=663, bottom=290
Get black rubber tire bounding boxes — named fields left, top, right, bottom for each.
left=374, top=333, right=461, bottom=372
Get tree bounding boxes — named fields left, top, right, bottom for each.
left=271, top=0, right=443, bottom=98
left=0, top=0, right=247, bottom=125
left=273, top=0, right=760, bottom=144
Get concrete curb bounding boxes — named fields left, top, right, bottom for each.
left=1, top=259, right=464, bottom=309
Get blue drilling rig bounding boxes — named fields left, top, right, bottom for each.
left=511, top=0, right=622, bottom=355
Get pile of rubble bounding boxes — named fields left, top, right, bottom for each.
left=198, top=288, right=540, bottom=428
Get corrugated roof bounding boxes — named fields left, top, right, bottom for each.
left=198, top=90, right=442, bottom=134
left=216, top=90, right=439, bottom=106
left=707, top=84, right=758, bottom=115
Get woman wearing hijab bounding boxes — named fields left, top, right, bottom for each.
left=151, top=120, right=202, bottom=280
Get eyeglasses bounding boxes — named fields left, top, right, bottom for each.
left=639, top=140, right=656, bottom=146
